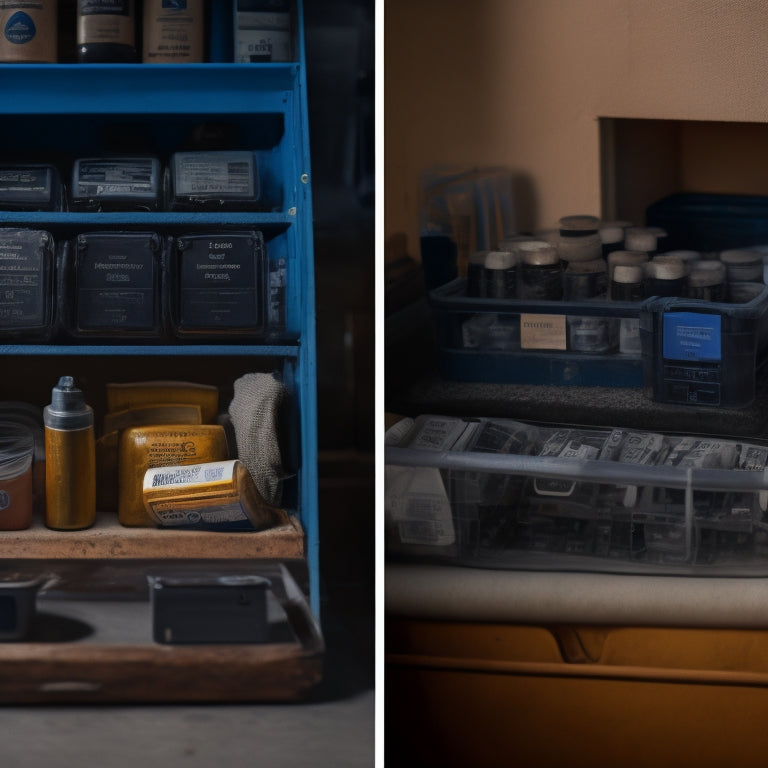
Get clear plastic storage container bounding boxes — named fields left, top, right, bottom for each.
left=386, top=414, right=768, bottom=573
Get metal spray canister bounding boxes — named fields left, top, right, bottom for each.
left=44, top=376, right=96, bottom=530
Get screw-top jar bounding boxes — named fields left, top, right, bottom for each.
left=599, top=220, right=631, bottom=258
left=719, top=249, right=764, bottom=285
left=556, top=215, right=602, bottom=263
left=483, top=250, right=518, bottom=299
left=563, top=258, right=608, bottom=301
left=517, top=241, right=562, bottom=300
left=611, top=263, right=646, bottom=302
left=0, top=423, right=34, bottom=530
left=610, top=263, right=646, bottom=355
left=607, top=250, right=649, bottom=299
left=646, top=255, right=687, bottom=297
left=687, top=260, right=727, bottom=302
left=624, top=227, right=658, bottom=257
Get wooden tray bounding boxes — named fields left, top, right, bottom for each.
left=0, top=560, right=323, bottom=703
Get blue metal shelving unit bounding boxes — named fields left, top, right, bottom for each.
left=0, top=3, right=320, bottom=619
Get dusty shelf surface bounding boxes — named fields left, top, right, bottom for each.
left=0, top=510, right=305, bottom=560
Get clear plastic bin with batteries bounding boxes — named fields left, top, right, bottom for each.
left=385, top=414, right=768, bottom=573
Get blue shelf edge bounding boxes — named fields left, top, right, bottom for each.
left=0, top=344, right=301, bottom=356
left=0, top=64, right=300, bottom=115
left=0, top=212, right=296, bottom=226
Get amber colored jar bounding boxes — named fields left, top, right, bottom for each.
left=0, top=423, right=34, bottom=530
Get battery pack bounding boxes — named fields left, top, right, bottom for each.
left=148, top=574, right=271, bottom=644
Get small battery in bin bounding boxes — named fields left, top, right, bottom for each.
left=71, top=157, right=162, bottom=212
left=148, top=574, right=271, bottom=644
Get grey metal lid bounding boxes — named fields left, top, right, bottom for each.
left=43, top=376, right=93, bottom=431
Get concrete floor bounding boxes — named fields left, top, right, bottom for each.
left=0, top=694, right=375, bottom=768
left=0, top=580, right=376, bottom=768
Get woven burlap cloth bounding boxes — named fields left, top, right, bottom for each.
left=228, top=372, right=286, bottom=505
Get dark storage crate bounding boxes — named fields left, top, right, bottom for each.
left=646, top=193, right=768, bottom=252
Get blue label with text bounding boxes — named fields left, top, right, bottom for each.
left=4, top=12, right=35, bottom=45
left=663, top=311, right=722, bottom=362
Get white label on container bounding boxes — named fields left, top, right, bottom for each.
left=151, top=502, right=248, bottom=526
left=235, top=27, right=290, bottom=62
left=385, top=417, right=414, bottom=446
left=174, top=153, right=254, bottom=197
left=385, top=465, right=455, bottom=547
left=520, top=313, right=566, bottom=350
left=143, top=460, right=236, bottom=490
left=408, top=416, right=468, bottom=451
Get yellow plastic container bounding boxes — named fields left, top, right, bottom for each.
left=118, top=424, right=229, bottom=526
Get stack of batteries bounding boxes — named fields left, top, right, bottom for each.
left=0, top=153, right=288, bottom=343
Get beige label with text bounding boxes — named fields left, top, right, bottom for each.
left=520, top=313, right=567, bottom=350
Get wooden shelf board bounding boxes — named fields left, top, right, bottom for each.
left=0, top=512, right=305, bottom=561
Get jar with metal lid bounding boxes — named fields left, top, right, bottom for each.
left=556, top=214, right=602, bottom=264
left=687, top=260, right=726, bottom=302
left=517, top=241, right=562, bottom=300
